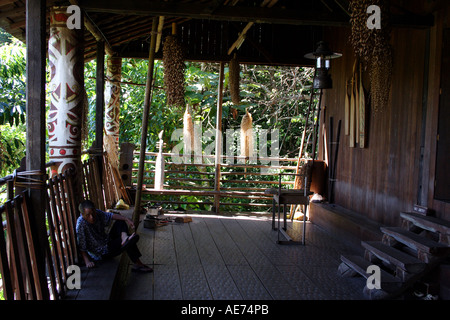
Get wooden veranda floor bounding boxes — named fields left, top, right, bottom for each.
left=120, top=212, right=367, bottom=300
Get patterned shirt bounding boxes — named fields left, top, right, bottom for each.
left=76, top=209, right=113, bottom=261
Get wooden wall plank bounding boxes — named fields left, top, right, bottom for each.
left=322, top=26, right=428, bottom=226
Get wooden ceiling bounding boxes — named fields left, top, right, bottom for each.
left=0, top=0, right=436, bottom=66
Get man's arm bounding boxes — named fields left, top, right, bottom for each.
left=80, top=250, right=95, bottom=268
left=111, top=213, right=135, bottom=230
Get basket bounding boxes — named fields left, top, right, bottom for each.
left=296, top=159, right=313, bottom=191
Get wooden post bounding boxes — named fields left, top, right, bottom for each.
left=95, top=41, right=105, bottom=178
left=133, top=17, right=158, bottom=227
left=47, top=6, right=85, bottom=206
left=213, top=62, right=225, bottom=214
left=105, top=56, right=122, bottom=150
left=25, top=0, right=50, bottom=300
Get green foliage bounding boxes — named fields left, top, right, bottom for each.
left=0, top=39, right=26, bottom=127
left=0, top=27, right=13, bottom=45
left=0, top=123, right=25, bottom=176
left=0, top=37, right=26, bottom=177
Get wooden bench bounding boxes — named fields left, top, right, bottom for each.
left=64, top=255, right=127, bottom=300
left=64, top=209, right=134, bottom=300
left=362, top=241, right=426, bottom=274
left=381, top=227, right=450, bottom=255
left=340, top=255, right=402, bottom=293
left=400, top=212, right=450, bottom=244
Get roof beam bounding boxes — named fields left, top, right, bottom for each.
left=0, top=0, right=18, bottom=6
left=69, top=0, right=115, bottom=55
left=79, top=0, right=351, bottom=26
left=0, top=5, right=25, bottom=20
left=79, top=0, right=434, bottom=28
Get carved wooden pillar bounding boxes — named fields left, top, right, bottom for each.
left=47, top=6, right=84, bottom=202
left=105, top=56, right=122, bottom=150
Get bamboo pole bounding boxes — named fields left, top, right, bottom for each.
left=297, top=68, right=317, bottom=163
left=132, top=17, right=158, bottom=228
left=213, top=62, right=225, bottom=214
left=311, top=89, right=323, bottom=159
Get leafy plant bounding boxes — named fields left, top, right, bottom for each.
left=0, top=37, right=26, bottom=177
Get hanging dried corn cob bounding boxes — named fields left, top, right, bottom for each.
left=229, top=53, right=240, bottom=106
left=162, top=33, right=186, bottom=108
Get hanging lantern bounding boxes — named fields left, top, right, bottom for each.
left=305, top=41, right=342, bottom=89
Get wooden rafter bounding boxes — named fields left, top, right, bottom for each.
left=69, top=0, right=114, bottom=56
left=79, top=0, right=350, bottom=26
left=0, top=0, right=18, bottom=6
left=0, top=5, right=25, bottom=20
left=79, top=0, right=433, bottom=28
left=227, top=0, right=278, bottom=55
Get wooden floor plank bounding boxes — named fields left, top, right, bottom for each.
left=119, top=214, right=366, bottom=300
left=227, top=265, right=273, bottom=300
left=203, top=217, right=250, bottom=266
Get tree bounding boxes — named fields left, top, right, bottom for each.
left=0, top=36, right=26, bottom=177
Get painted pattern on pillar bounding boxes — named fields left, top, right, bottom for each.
left=47, top=7, right=84, bottom=177
left=105, top=57, right=122, bottom=146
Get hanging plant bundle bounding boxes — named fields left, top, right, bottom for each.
left=183, top=105, right=194, bottom=155
left=240, top=109, right=254, bottom=158
left=163, top=35, right=186, bottom=108
left=229, top=54, right=240, bottom=106
left=349, top=0, right=392, bottom=114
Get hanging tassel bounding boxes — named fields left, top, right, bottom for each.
left=183, top=105, right=194, bottom=158
left=154, top=130, right=165, bottom=190
left=240, top=108, right=254, bottom=158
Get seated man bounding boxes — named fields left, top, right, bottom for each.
left=76, top=199, right=152, bottom=272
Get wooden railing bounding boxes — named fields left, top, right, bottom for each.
left=130, top=151, right=304, bottom=212
left=81, top=154, right=129, bottom=211
left=0, top=168, right=79, bottom=300
left=0, top=153, right=124, bottom=300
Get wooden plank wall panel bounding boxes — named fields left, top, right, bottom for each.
left=323, top=27, right=427, bottom=227
left=426, top=8, right=450, bottom=221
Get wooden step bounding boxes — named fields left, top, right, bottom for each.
left=400, top=212, right=450, bottom=235
left=381, top=227, right=450, bottom=255
left=362, top=241, right=426, bottom=274
left=340, top=255, right=402, bottom=293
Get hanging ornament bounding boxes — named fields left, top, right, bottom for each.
left=240, top=108, right=254, bottom=158
left=163, top=31, right=186, bottom=109
left=183, top=105, right=194, bottom=156
left=229, top=53, right=240, bottom=106
left=349, top=0, right=392, bottom=114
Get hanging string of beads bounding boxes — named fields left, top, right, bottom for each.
left=162, top=34, right=186, bottom=109
left=349, top=0, right=392, bottom=115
